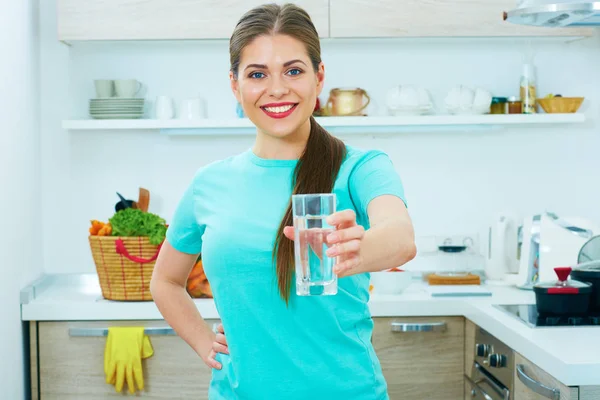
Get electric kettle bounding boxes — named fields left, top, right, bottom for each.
left=485, top=213, right=520, bottom=281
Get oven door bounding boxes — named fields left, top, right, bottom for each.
left=465, top=362, right=511, bottom=400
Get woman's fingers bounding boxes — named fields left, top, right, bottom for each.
left=333, top=256, right=361, bottom=276
left=212, top=341, right=229, bottom=355
left=326, top=239, right=361, bottom=257
left=206, top=350, right=222, bottom=370
left=216, top=323, right=225, bottom=334
left=327, top=225, right=364, bottom=245
left=326, top=209, right=356, bottom=227
left=215, top=332, right=227, bottom=346
left=283, top=226, right=295, bottom=241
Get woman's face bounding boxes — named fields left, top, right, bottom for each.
left=230, top=34, right=325, bottom=138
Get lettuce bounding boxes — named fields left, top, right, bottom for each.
left=109, top=208, right=167, bottom=245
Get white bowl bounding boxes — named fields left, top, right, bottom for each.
left=370, top=270, right=413, bottom=295
left=444, top=85, right=492, bottom=115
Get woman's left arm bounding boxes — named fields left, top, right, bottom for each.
left=326, top=194, right=416, bottom=277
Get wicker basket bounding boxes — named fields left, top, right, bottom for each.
left=89, top=235, right=163, bottom=301
left=537, top=97, right=584, bottom=113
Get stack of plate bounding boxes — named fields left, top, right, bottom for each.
left=89, top=98, right=145, bottom=119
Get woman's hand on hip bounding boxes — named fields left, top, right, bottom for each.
left=204, top=323, right=228, bottom=370
left=283, top=209, right=365, bottom=277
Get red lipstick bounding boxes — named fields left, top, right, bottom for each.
left=260, top=102, right=298, bottom=119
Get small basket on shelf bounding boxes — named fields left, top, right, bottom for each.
left=88, top=188, right=165, bottom=301
left=536, top=96, right=584, bottom=113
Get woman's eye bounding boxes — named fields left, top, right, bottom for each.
left=287, top=68, right=302, bottom=76
left=249, top=72, right=265, bottom=79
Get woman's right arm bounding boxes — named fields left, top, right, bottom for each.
left=150, top=241, right=222, bottom=369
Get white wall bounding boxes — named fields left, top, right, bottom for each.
left=0, top=0, right=43, bottom=398
left=39, top=0, right=600, bottom=274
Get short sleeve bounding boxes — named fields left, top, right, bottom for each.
left=348, top=151, right=407, bottom=218
left=166, top=178, right=205, bottom=254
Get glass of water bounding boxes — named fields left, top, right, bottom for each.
left=292, top=193, right=337, bottom=296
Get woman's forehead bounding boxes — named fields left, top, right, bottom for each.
left=239, top=34, right=310, bottom=67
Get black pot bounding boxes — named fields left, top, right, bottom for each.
left=533, top=267, right=592, bottom=315
left=571, top=261, right=600, bottom=312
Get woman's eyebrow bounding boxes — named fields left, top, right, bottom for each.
left=243, top=59, right=307, bottom=71
left=283, top=59, right=307, bottom=67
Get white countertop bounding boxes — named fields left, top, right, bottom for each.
left=20, top=273, right=600, bottom=387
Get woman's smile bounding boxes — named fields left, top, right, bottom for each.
left=260, top=102, right=299, bottom=119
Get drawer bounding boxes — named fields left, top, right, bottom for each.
left=37, top=320, right=218, bottom=399
left=373, top=316, right=465, bottom=399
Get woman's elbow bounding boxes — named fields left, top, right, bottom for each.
left=404, top=240, right=417, bottom=263
left=395, top=229, right=416, bottom=266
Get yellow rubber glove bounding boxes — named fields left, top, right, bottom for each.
left=104, top=327, right=154, bottom=394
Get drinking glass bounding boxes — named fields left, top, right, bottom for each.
left=292, top=193, right=337, bottom=296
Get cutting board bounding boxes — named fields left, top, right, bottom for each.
left=427, top=285, right=492, bottom=297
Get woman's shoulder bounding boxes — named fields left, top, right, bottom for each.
left=191, top=150, right=250, bottom=181
left=342, top=145, right=391, bottom=170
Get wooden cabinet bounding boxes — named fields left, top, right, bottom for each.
left=56, top=0, right=330, bottom=40
left=32, top=320, right=218, bottom=399
left=514, top=352, right=600, bottom=400
left=372, top=316, right=465, bottom=400
left=329, top=0, right=592, bottom=38
left=56, top=0, right=591, bottom=42
left=514, top=352, right=578, bottom=400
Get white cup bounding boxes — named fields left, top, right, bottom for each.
left=115, top=79, right=142, bottom=98
left=155, top=96, right=174, bottom=119
left=178, top=97, right=206, bottom=120
left=94, top=80, right=114, bottom=98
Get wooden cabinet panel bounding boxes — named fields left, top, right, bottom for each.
left=57, top=0, right=329, bottom=40
left=373, top=316, right=465, bottom=400
left=464, top=318, right=476, bottom=378
left=37, top=320, right=217, bottom=399
left=330, top=0, right=592, bottom=38
left=514, top=352, right=578, bottom=400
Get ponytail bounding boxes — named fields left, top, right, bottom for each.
left=272, top=116, right=347, bottom=304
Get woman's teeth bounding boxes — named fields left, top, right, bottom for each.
left=263, top=104, right=294, bottom=113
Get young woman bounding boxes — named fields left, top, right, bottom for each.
left=150, top=3, right=416, bottom=399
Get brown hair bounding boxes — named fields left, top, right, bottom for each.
left=229, top=3, right=347, bottom=304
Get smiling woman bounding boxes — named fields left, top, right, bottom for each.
left=149, top=3, right=416, bottom=400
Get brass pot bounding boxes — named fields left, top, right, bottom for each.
left=323, top=88, right=370, bottom=116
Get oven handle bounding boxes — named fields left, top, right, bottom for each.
left=474, top=362, right=510, bottom=400
left=465, top=374, right=494, bottom=400
left=517, top=364, right=560, bottom=400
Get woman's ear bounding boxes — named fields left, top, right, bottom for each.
left=230, top=71, right=241, bottom=103
left=316, top=62, right=325, bottom=97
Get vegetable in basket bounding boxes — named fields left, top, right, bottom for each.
left=108, top=208, right=167, bottom=245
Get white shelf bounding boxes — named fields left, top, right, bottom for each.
left=62, top=114, right=586, bottom=135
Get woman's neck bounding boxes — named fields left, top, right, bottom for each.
left=253, top=117, right=311, bottom=160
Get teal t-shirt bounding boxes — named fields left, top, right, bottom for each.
left=166, top=145, right=406, bottom=400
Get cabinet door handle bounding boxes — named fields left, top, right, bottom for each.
left=517, top=364, right=560, bottom=400
left=390, top=321, right=447, bottom=332
left=69, top=322, right=221, bottom=337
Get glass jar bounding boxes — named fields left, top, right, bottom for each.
left=507, top=96, right=522, bottom=114
left=490, top=97, right=508, bottom=114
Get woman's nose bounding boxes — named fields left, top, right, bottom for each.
left=268, top=76, right=289, bottom=98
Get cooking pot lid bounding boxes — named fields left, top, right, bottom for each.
left=572, top=260, right=600, bottom=278
left=534, top=267, right=592, bottom=294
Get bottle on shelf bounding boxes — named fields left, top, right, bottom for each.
left=520, top=63, right=537, bottom=114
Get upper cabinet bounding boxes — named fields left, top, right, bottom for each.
left=57, top=0, right=593, bottom=41
left=329, top=0, right=592, bottom=38
left=56, top=0, right=330, bottom=41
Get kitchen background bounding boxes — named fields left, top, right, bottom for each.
left=41, top=0, right=600, bottom=273
left=3, top=0, right=600, bottom=398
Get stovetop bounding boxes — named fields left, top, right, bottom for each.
left=495, top=304, right=600, bottom=328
